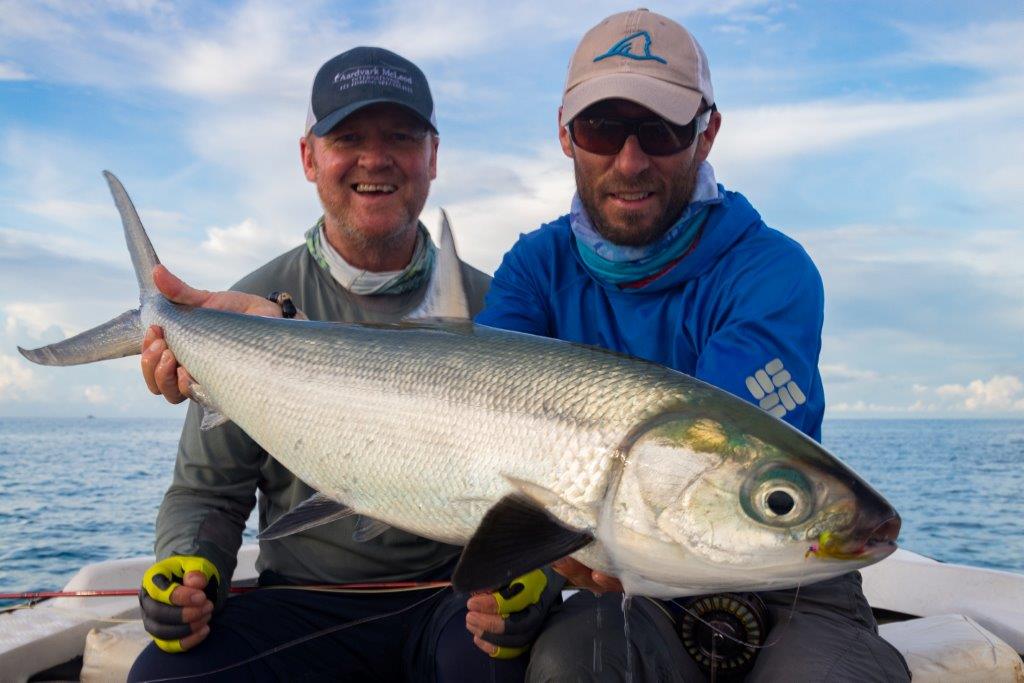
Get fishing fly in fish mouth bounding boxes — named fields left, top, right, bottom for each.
left=17, top=11, right=911, bottom=683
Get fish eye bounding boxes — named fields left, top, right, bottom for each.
left=741, top=465, right=814, bottom=527
left=767, top=490, right=795, bottom=516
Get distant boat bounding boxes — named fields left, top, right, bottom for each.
left=86, top=415, right=95, bottom=420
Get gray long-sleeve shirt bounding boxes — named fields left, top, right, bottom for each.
left=153, top=238, right=491, bottom=601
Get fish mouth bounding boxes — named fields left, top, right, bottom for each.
left=807, top=513, right=901, bottom=561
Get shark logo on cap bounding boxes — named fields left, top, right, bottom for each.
left=593, top=31, right=667, bottom=64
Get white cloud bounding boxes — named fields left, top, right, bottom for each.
left=3, top=303, right=78, bottom=339
left=821, top=364, right=879, bottom=384
left=899, top=20, right=1024, bottom=79
left=0, top=61, right=30, bottom=80
left=829, top=400, right=908, bottom=414
left=932, top=375, right=1024, bottom=412
left=161, top=3, right=320, bottom=98
left=82, top=384, right=111, bottom=404
left=714, top=91, right=1023, bottom=167
left=20, top=199, right=116, bottom=230
left=0, top=353, right=37, bottom=399
left=428, top=146, right=575, bottom=272
left=0, top=0, right=776, bottom=98
left=200, top=218, right=299, bottom=261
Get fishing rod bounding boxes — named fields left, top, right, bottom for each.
left=0, top=580, right=452, bottom=601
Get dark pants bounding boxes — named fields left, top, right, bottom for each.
left=526, top=572, right=912, bottom=682
left=128, top=586, right=526, bottom=682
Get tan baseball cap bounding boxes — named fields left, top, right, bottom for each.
left=560, top=8, right=714, bottom=127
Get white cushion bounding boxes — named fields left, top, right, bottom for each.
left=880, top=614, right=1024, bottom=682
left=80, top=621, right=150, bottom=683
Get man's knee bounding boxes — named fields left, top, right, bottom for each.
left=527, top=593, right=698, bottom=683
left=526, top=604, right=600, bottom=681
left=749, top=573, right=910, bottom=682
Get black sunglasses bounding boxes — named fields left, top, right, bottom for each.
left=568, top=105, right=715, bottom=157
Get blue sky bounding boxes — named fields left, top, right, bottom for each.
left=1, top=0, right=1022, bottom=419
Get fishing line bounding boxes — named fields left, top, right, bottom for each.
left=138, top=586, right=449, bottom=683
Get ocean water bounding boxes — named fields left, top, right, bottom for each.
left=1, top=417, right=1022, bottom=605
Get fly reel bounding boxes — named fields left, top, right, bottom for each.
left=677, top=592, right=770, bottom=680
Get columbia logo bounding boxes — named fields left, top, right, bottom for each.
left=745, top=359, right=806, bottom=419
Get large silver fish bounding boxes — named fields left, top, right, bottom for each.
left=19, top=172, right=900, bottom=597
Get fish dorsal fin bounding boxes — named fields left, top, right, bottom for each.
left=451, top=494, right=594, bottom=593
left=352, top=516, right=391, bottom=542
left=405, top=208, right=471, bottom=321
left=259, top=493, right=355, bottom=541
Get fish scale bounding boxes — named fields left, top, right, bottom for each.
left=153, top=295, right=687, bottom=551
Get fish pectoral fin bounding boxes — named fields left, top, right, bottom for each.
left=259, top=493, right=355, bottom=541
left=451, top=494, right=594, bottom=593
left=352, top=516, right=392, bottom=542
left=502, top=475, right=565, bottom=508
left=189, top=382, right=231, bottom=431
left=502, top=474, right=593, bottom=530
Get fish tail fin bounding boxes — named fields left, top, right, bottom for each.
left=103, top=170, right=161, bottom=300
left=19, top=171, right=156, bottom=367
left=18, top=309, right=143, bottom=366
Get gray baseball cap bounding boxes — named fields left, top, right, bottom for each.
left=305, top=46, right=437, bottom=136
left=561, top=9, right=714, bottom=127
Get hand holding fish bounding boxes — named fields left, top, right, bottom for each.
left=140, top=265, right=305, bottom=403
left=551, top=557, right=623, bottom=594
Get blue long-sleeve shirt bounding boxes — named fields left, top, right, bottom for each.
left=475, top=188, right=826, bottom=441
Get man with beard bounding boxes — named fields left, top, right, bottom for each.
left=468, top=9, right=912, bottom=682
left=128, top=46, right=542, bottom=682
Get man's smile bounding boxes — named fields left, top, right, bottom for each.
left=352, top=183, right=398, bottom=195
left=607, top=189, right=657, bottom=209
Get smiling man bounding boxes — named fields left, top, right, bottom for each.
left=473, top=9, right=911, bottom=682
left=126, top=47, right=524, bottom=682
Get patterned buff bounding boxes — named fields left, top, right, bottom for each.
left=305, top=217, right=437, bottom=296
left=570, top=161, right=723, bottom=286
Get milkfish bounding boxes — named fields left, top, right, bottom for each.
left=19, top=172, right=900, bottom=597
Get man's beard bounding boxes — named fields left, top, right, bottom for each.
left=317, top=182, right=420, bottom=259
left=323, top=205, right=417, bottom=256
left=575, top=157, right=700, bottom=248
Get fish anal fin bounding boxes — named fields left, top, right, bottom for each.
left=452, top=494, right=594, bottom=593
left=259, top=493, right=355, bottom=541
left=352, top=516, right=391, bottom=542
left=189, top=382, right=231, bottom=431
